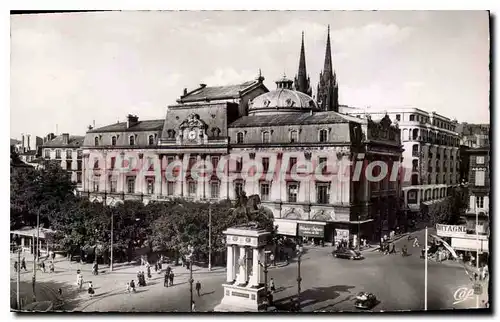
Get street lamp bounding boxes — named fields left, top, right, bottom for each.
left=357, top=213, right=361, bottom=251
left=208, top=203, right=212, bottom=271
left=186, top=245, right=194, bottom=312
left=296, top=244, right=303, bottom=312
left=259, top=250, right=273, bottom=309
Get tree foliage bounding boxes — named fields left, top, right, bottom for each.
left=424, top=187, right=469, bottom=226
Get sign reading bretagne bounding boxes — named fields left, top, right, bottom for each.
left=436, top=224, right=467, bottom=238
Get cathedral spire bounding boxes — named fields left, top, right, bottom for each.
left=294, top=31, right=312, bottom=96
left=316, top=25, right=339, bottom=112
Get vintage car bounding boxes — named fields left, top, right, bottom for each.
left=354, top=292, right=378, bottom=310
left=332, top=248, right=364, bottom=260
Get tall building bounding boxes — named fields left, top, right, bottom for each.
left=82, top=69, right=403, bottom=244
left=41, top=133, right=85, bottom=191
left=294, top=32, right=312, bottom=96
left=456, top=123, right=490, bottom=183
left=340, top=106, right=461, bottom=225
left=316, top=25, right=339, bottom=112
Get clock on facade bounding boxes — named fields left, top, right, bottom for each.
left=188, top=130, right=197, bottom=140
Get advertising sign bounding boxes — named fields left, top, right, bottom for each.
left=274, top=220, right=297, bottom=236
left=298, top=223, right=324, bottom=238
left=335, top=229, right=349, bottom=243
left=436, top=224, right=467, bottom=238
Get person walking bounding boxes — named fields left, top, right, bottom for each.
left=389, top=243, right=396, bottom=254
left=413, top=237, right=420, bottom=248
left=88, top=282, right=95, bottom=298
left=191, top=301, right=196, bottom=312
left=21, top=257, right=27, bottom=271
left=14, top=261, right=18, bottom=273
left=269, top=278, right=276, bottom=292
left=41, top=261, right=46, bottom=273
left=195, top=281, right=201, bottom=296
left=154, top=262, right=158, bottom=273
left=164, top=271, right=169, bottom=288
left=147, top=265, right=152, bottom=279
left=130, top=279, right=136, bottom=293
left=169, top=272, right=174, bottom=287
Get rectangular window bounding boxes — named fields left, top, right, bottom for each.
left=319, top=157, right=327, bottom=174
left=188, top=181, right=197, bottom=196
left=66, top=160, right=72, bottom=170
left=262, top=157, right=270, bottom=172
left=234, top=181, right=243, bottom=197
left=66, top=150, right=72, bottom=159
left=77, top=160, right=82, bottom=171
left=77, top=150, right=82, bottom=159
left=93, top=175, right=100, bottom=192
left=475, top=170, right=485, bottom=186
left=44, top=150, right=50, bottom=159
left=127, top=176, right=136, bottom=194
left=76, top=172, right=82, bottom=184
left=476, top=196, right=484, bottom=209
left=109, top=176, right=117, bottom=193
left=211, top=156, right=219, bottom=171
left=211, top=181, right=220, bottom=199
left=236, top=158, right=243, bottom=172
left=55, top=150, right=61, bottom=159
left=316, top=183, right=330, bottom=204
left=167, top=181, right=174, bottom=196
left=409, top=115, right=415, bottom=121
left=290, top=131, right=298, bottom=143
left=260, top=183, right=270, bottom=201
left=110, top=157, right=116, bottom=169
left=287, top=183, right=298, bottom=202
left=146, top=178, right=155, bottom=195
left=396, top=114, right=401, bottom=121
left=289, top=157, right=297, bottom=172
left=476, top=156, right=485, bottom=164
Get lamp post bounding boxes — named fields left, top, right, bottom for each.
left=32, top=210, right=40, bottom=302
left=259, top=250, right=272, bottom=310
left=357, top=213, right=361, bottom=251
left=110, top=212, right=114, bottom=272
left=296, top=244, right=303, bottom=312
left=187, top=245, right=194, bottom=312
left=208, top=203, right=212, bottom=271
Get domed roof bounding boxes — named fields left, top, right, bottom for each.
left=249, top=88, right=319, bottom=114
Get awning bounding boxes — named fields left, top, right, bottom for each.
left=451, top=236, right=489, bottom=253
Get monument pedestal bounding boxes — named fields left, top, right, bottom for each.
left=213, top=224, right=271, bottom=312
left=214, top=283, right=267, bottom=312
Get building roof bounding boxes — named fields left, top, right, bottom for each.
left=10, top=138, right=21, bottom=146
left=178, top=80, right=268, bottom=103
left=11, top=226, right=55, bottom=239
left=249, top=88, right=318, bottom=113
left=456, top=123, right=490, bottom=136
left=19, top=150, right=37, bottom=155
left=43, top=135, right=85, bottom=148
left=229, top=111, right=361, bottom=128
left=87, top=120, right=164, bottom=133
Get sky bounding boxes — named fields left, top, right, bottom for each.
left=10, top=11, right=490, bottom=139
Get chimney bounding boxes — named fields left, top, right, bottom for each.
left=183, top=88, right=188, bottom=96
left=21, top=134, right=25, bottom=151
left=62, top=133, right=70, bottom=145
left=127, top=114, right=139, bottom=128
left=88, top=125, right=93, bottom=131
left=27, top=134, right=31, bottom=151
left=47, top=133, right=55, bottom=141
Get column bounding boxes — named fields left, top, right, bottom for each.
left=248, top=248, right=260, bottom=287
left=404, top=190, right=408, bottom=206
left=226, top=245, right=234, bottom=283
left=236, top=246, right=247, bottom=284
left=417, top=189, right=422, bottom=206
left=258, top=249, right=265, bottom=285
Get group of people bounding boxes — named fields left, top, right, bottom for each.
left=163, top=266, right=175, bottom=287
left=13, top=257, right=27, bottom=273
left=136, top=271, right=147, bottom=287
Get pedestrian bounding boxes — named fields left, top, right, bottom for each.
left=169, top=272, right=174, bottom=286
left=285, top=252, right=289, bottom=265
left=58, top=288, right=62, bottom=297
left=195, top=280, right=201, bottom=296
left=52, top=251, right=56, bottom=261
left=267, top=291, right=274, bottom=306
left=164, top=271, right=169, bottom=287
left=130, top=279, right=136, bottom=292
left=92, top=261, right=98, bottom=276
left=413, top=237, right=420, bottom=248
left=77, top=273, right=84, bottom=290
left=49, top=261, right=55, bottom=273
left=389, top=243, right=396, bottom=254
left=158, top=260, right=162, bottom=271
left=269, top=278, right=276, bottom=292
left=137, top=271, right=142, bottom=286
left=126, top=281, right=131, bottom=293
left=21, top=257, right=27, bottom=271
left=154, top=262, right=158, bottom=273
left=41, top=261, right=46, bottom=273
left=147, top=265, right=152, bottom=279
left=402, top=245, right=408, bottom=257
left=88, top=281, right=95, bottom=298
left=14, top=261, right=18, bottom=273
left=191, top=301, right=196, bottom=312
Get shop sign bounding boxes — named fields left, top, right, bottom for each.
left=436, top=224, right=467, bottom=238
left=298, top=223, right=324, bottom=237
left=274, top=220, right=297, bottom=236
left=335, top=229, right=349, bottom=243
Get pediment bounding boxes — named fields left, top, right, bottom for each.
left=179, top=113, right=208, bottom=130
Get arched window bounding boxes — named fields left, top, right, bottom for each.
left=319, top=129, right=328, bottom=142
left=94, top=137, right=99, bottom=146
left=290, top=130, right=298, bottom=143
left=412, top=128, right=419, bottom=140
left=148, top=135, right=154, bottom=146
left=412, top=144, right=419, bottom=156
left=411, top=174, right=419, bottom=185
left=129, top=135, right=135, bottom=146
left=427, top=174, right=432, bottom=184
left=111, top=136, right=117, bottom=146
left=262, top=131, right=270, bottom=143
left=237, top=132, right=244, bottom=144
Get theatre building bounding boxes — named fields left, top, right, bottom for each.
left=81, top=30, right=404, bottom=244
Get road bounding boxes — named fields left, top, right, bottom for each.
left=10, top=228, right=488, bottom=312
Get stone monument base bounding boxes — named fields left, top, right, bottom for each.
left=213, top=283, right=267, bottom=312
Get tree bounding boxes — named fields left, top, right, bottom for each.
left=425, top=187, right=469, bottom=226
left=11, top=161, right=77, bottom=230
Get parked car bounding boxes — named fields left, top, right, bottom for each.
left=332, top=248, right=363, bottom=260
left=354, top=292, right=378, bottom=310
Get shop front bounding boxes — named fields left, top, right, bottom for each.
left=297, top=221, right=326, bottom=245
